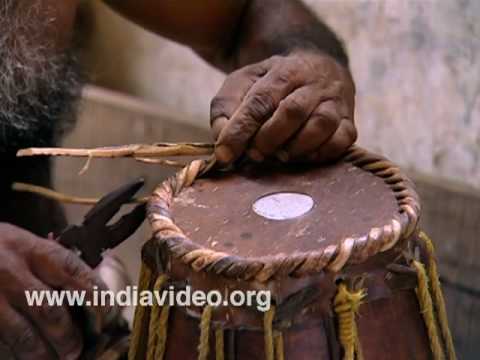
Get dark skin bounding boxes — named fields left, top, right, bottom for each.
left=1, top=0, right=355, bottom=358
left=107, top=0, right=356, bottom=164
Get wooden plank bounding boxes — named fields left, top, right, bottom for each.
left=411, top=171, right=480, bottom=359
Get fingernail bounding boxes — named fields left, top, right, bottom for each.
left=211, top=116, right=228, bottom=140
left=276, top=150, right=289, bottom=163
left=215, top=145, right=234, bottom=164
left=211, top=116, right=228, bottom=127
left=247, top=148, right=264, bottom=162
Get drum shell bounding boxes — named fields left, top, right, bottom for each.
left=157, top=291, right=430, bottom=360
left=141, top=232, right=433, bottom=360
left=140, top=147, right=441, bottom=360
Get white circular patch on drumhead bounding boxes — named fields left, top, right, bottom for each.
left=253, top=192, right=314, bottom=220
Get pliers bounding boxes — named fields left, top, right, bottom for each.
left=57, top=178, right=146, bottom=268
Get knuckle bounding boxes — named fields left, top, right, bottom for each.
left=31, top=240, right=65, bottom=268
left=224, top=116, right=257, bottom=143
left=259, top=54, right=286, bottom=69
left=223, top=66, right=255, bottom=85
left=292, top=52, right=316, bottom=72
left=269, top=55, right=284, bottom=63
left=235, top=116, right=261, bottom=137
left=245, top=91, right=276, bottom=120
left=229, top=67, right=246, bottom=79
left=273, top=65, right=300, bottom=86
left=324, top=80, right=344, bottom=100
left=330, top=124, right=357, bottom=152
left=29, top=237, right=55, bottom=258
left=280, top=97, right=307, bottom=118
left=244, top=63, right=268, bottom=77
left=310, top=113, right=339, bottom=132
left=334, top=80, right=345, bottom=95
left=37, top=240, right=62, bottom=258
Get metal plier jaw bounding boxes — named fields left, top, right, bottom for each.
left=58, top=179, right=146, bottom=268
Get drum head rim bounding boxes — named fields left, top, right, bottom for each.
left=147, top=146, right=421, bottom=282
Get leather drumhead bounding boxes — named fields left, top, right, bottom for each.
left=170, top=162, right=400, bottom=258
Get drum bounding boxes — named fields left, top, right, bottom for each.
left=130, top=146, right=456, bottom=360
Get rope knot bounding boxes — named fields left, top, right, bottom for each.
left=334, top=283, right=366, bottom=360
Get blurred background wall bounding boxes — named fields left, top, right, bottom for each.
left=81, top=0, right=480, bottom=189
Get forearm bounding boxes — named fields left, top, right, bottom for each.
left=103, top=0, right=355, bottom=165
left=213, top=0, right=349, bottom=72
left=103, top=0, right=347, bottom=72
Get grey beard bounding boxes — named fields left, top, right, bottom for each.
left=0, top=0, right=83, bottom=154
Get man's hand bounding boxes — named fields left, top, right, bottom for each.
left=0, top=223, right=109, bottom=360
left=104, top=0, right=354, bottom=163
left=211, top=50, right=356, bottom=165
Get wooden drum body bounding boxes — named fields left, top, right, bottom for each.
left=130, top=147, right=455, bottom=360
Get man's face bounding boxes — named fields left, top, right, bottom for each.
left=0, top=0, right=82, bottom=153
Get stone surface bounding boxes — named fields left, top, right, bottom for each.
left=84, top=0, right=480, bottom=188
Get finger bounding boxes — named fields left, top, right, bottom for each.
left=283, top=100, right=342, bottom=159
left=0, top=297, right=52, bottom=360
left=211, top=116, right=228, bottom=142
left=309, top=119, right=357, bottom=163
left=210, top=58, right=274, bottom=140
left=29, top=240, right=104, bottom=290
left=336, top=64, right=356, bottom=120
left=28, top=241, right=111, bottom=331
left=249, top=85, right=323, bottom=160
left=215, top=61, right=305, bottom=163
left=10, top=275, right=83, bottom=359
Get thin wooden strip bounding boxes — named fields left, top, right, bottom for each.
left=17, top=143, right=214, bottom=159
left=13, top=182, right=148, bottom=205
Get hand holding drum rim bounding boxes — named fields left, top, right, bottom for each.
left=0, top=223, right=111, bottom=360
left=211, top=49, right=356, bottom=165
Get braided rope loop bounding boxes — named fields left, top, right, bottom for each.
left=148, top=146, right=421, bottom=282
left=128, top=264, right=153, bottom=360
left=264, top=306, right=276, bottom=360
left=215, top=328, right=225, bottom=360
left=146, top=275, right=170, bottom=360
left=274, top=331, right=285, bottom=360
left=413, top=260, right=445, bottom=360
left=198, top=306, right=213, bottom=360
left=334, top=283, right=366, bottom=360
left=419, top=232, right=457, bottom=360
